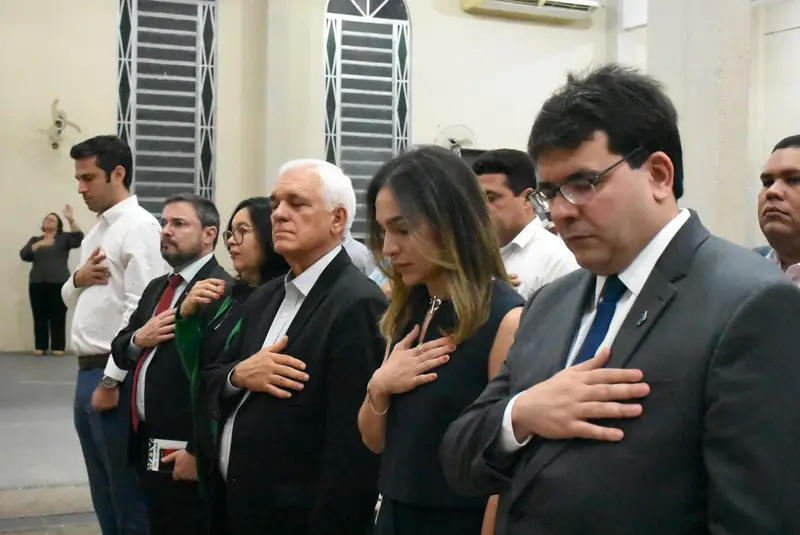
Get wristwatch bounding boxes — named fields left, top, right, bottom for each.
left=101, top=376, right=120, bottom=389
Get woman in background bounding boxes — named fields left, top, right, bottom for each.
left=173, top=196, right=289, bottom=531
left=357, top=145, right=524, bottom=535
left=19, top=204, right=83, bottom=355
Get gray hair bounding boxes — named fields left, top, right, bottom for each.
left=278, top=159, right=356, bottom=234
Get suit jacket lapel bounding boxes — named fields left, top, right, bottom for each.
left=510, top=213, right=711, bottom=507
left=173, top=255, right=221, bottom=311
left=148, top=276, right=170, bottom=317
left=283, top=250, right=351, bottom=350
left=540, top=271, right=595, bottom=379
left=608, top=214, right=708, bottom=369
left=606, top=268, right=675, bottom=369
left=508, top=271, right=593, bottom=505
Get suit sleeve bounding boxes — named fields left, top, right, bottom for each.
left=308, top=293, right=387, bottom=535
left=110, top=280, right=157, bottom=371
left=440, top=292, right=541, bottom=497
left=704, top=281, right=800, bottom=534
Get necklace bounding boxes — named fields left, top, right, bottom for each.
left=418, top=296, right=442, bottom=345
left=428, top=296, right=442, bottom=316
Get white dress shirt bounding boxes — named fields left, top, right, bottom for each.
left=61, top=196, right=167, bottom=381
left=218, top=245, right=342, bottom=480
left=766, top=249, right=800, bottom=286
left=499, top=209, right=691, bottom=452
left=131, top=252, right=213, bottom=422
left=501, top=218, right=580, bottom=300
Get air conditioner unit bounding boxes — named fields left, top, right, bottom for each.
left=461, top=0, right=599, bottom=22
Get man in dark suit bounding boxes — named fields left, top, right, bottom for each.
left=204, top=159, right=387, bottom=535
left=111, top=193, right=232, bottom=534
left=441, top=64, right=800, bottom=535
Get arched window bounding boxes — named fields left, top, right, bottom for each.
left=325, top=0, right=410, bottom=239
left=117, top=0, right=218, bottom=216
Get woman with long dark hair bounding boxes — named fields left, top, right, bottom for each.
left=357, top=145, right=524, bottom=535
left=173, top=196, right=289, bottom=522
left=20, top=205, right=83, bottom=355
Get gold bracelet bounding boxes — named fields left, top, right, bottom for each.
left=366, top=380, right=390, bottom=416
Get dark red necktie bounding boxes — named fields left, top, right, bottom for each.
left=131, top=274, right=183, bottom=433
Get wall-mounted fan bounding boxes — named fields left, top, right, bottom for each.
left=434, top=125, right=477, bottom=156
left=39, top=99, right=82, bottom=149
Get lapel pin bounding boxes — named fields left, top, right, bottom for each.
left=637, top=310, right=648, bottom=327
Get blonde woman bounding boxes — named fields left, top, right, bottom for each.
left=358, top=146, right=524, bottom=535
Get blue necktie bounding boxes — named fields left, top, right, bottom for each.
left=573, top=275, right=627, bottom=365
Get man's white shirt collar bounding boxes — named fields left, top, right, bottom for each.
left=594, top=209, right=691, bottom=305
left=285, top=245, right=342, bottom=297
left=172, top=252, right=214, bottom=284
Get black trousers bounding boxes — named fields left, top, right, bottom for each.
left=137, top=468, right=207, bottom=535
left=29, top=282, right=66, bottom=351
left=374, top=498, right=483, bottom=535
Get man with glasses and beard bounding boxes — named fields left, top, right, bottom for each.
left=111, top=193, right=232, bottom=534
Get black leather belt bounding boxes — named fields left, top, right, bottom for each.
left=77, top=354, right=110, bottom=371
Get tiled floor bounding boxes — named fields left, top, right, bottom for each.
left=0, top=354, right=87, bottom=490
left=0, top=354, right=97, bottom=534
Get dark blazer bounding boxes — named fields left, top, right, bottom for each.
left=173, top=278, right=260, bottom=496
left=204, top=249, right=387, bottom=535
left=111, top=255, right=232, bottom=452
left=441, top=214, right=800, bottom=535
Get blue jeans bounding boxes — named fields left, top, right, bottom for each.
left=73, top=368, right=149, bottom=535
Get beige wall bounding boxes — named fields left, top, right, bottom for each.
left=762, top=1, right=800, bottom=154
left=0, top=0, right=607, bottom=350
left=609, top=0, right=800, bottom=247
left=0, top=0, right=117, bottom=352
left=0, top=0, right=260, bottom=351
left=409, top=0, right=608, bottom=151
left=259, top=0, right=609, bottom=191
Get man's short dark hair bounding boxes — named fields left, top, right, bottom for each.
left=164, top=193, right=220, bottom=247
left=471, top=149, right=537, bottom=195
left=69, top=135, right=133, bottom=190
left=528, top=63, right=684, bottom=199
left=773, top=135, right=800, bottom=153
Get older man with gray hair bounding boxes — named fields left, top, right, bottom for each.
left=203, top=159, right=388, bottom=535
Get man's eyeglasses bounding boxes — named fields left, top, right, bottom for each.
left=223, top=227, right=254, bottom=246
left=530, top=147, right=645, bottom=212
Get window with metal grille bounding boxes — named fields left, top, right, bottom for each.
left=324, top=0, right=410, bottom=240
left=117, top=0, right=218, bottom=216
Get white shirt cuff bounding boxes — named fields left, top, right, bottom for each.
left=224, top=367, right=243, bottom=397
left=103, top=356, right=128, bottom=382
left=498, top=392, right=532, bottom=453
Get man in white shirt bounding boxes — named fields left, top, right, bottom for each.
left=442, top=65, right=800, bottom=535
left=757, top=134, right=800, bottom=286
left=472, top=149, right=578, bottom=299
left=62, top=135, right=166, bottom=535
